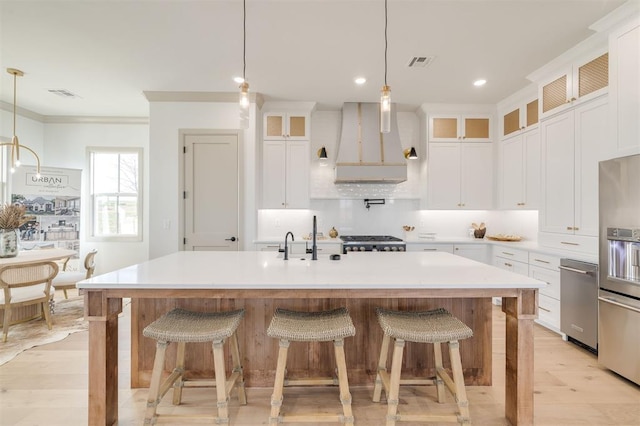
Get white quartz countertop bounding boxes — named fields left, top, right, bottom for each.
left=78, top=251, right=545, bottom=291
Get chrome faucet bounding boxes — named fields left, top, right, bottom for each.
left=311, top=215, right=318, bottom=260
left=284, top=231, right=294, bottom=260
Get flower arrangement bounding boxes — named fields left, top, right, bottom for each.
left=0, top=203, right=28, bottom=230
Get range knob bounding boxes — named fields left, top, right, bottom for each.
left=383, top=246, right=391, bottom=251
left=346, top=246, right=354, bottom=251
left=359, top=246, right=366, bottom=251
left=391, top=246, right=398, bottom=251
left=398, top=246, right=405, bottom=251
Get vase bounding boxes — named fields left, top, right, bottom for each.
left=0, top=228, right=19, bottom=258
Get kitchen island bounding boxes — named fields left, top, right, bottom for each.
left=79, top=250, right=545, bottom=426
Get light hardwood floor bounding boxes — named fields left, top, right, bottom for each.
left=0, top=291, right=638, bottom=425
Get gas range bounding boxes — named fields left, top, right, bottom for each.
left=340, top=235, right=406, bottom=253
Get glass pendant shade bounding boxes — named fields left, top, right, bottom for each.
left=380, top=85, right=391, bottom=133
left=239, top=81, right=250, bottom=129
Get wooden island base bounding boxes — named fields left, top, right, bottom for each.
left=130, top=297, right=492, bottom=388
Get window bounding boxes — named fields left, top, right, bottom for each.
left=89, top=148, right=142, bottom=241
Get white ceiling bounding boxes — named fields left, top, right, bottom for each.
left=0, top=0, right=627, bottom=118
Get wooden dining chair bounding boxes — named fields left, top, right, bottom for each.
left=53, top=249, right=97, bottom=299
left=0, top=261, right=59, bottom=342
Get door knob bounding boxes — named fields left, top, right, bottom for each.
left=225, top=236, right=237, bottom=242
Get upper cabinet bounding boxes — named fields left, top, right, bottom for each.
left=427, top=142, right=493, bottom=210
left=608, top=14, right=640, bottom=157
left=539, top=95, right=608, bottom=254
left=501, top=98, right=539, bottom=139
left=500, top=128, right=540, bottom=209
left=428, top=114, right=492, bottom=142
left=539, top=50, right=609, bottom=119
left=264, top=112, right=310, bottom=140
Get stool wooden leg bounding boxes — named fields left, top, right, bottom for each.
left=333, top=339, right=354, bottom=426
left=172, top=341, right=186, bottom=405
left=449, top=340, right=471, bottom=425
left=63, top=289, right=69, bottom=299
left=145, top=341, right=169, bottom=424
left=373, top=333, right=391, bottom=402
left=433, top=341, right=446, bottom=403
left=386, top=338, right=405, bottom=426
left=212, top=338, right=230, bottom=423
left=229, top=332, right=247, bottom=405
left=269, top=339, right=289, bottom=425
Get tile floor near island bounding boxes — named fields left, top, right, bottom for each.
left=0, top=290, right=639, bottom=425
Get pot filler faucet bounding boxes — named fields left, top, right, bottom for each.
left=283, top=231, right=294, bottom=260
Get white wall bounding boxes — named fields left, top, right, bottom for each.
left=43, top=122, right=150, bottom=273
left=147, top=101, right=257, bottom=259
left=257, top=205, right=538, bottom=242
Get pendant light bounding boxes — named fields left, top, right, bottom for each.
left=238, top=0, right=250, bottom=129
left=2, top=68, right=41, bottom=177
left=380, top=0, right=391, bottom=133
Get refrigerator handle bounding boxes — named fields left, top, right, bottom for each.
left=599, top=296, right=640, bottom=314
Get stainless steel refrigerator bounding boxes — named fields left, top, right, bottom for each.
left=598, top=153, right=640, bottom=385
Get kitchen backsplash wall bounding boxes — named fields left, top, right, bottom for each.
left=257, top=203, right=538, bottom=242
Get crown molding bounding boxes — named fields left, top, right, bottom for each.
left=0, top=101, right=45, bottom=122
left=144, top=90, right=264, bottom=109
left=43, top=116, right=149, bottom=124
left=0, top=100, right=148, bottom=124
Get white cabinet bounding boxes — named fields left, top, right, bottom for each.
left=453, top=244, right=488, bottom=263
left=538, top=50, right=608, bottom=119
left=427, top=143, right=493, bottom=209
left=500, top=128, right=540, bottom=209
left=528, top=252, right=561, bottom=332
left=408, top=242, right=487, bottom=263
left=428, top=114, right=492, bottom=142
left=263, top=112, right=310, bottom=140
left=609, top=15, right=640, bottom=156
left=492, top=247, right=529, bottom=275
left=500, top=98, right=539, bottom=139
left=539, top=96, right=608, bottom=253
left=407, top=243, right=454, bottom=253
left=263, top=140, right=310, bottom=209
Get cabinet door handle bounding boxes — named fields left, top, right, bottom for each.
left=533, top=258, right=550, bottom=264
left=539, top=306, right=551, bottom=313
left=501, top=252, right=514, bottom=256
left=225, top=236, right=237, bottom=242
left=566, top=226, right=574, bottom=230
left=504, top=262, right=513, bottom=267
left=560, top=241, right=579, bottom=246
left=422, top=248, right=438, bottom=251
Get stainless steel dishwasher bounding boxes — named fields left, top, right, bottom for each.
left=560, top=259, right=598, bottom=353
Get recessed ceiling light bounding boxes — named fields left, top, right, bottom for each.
left=355, top=77, right=367, bottom=85
left=233, top=76, right=245, bottom=84
left=473, top=79, right=487, bottom=87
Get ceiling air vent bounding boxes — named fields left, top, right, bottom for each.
left=47, top=89, right=80, bottom=99
left=407, top=56, right=435, bottom=68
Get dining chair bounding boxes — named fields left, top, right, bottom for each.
left=53, top=249, right=97, bottom=299
left=0, top=261, right=59, bottom=342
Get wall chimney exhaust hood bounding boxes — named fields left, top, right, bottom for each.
left=334, top=102, right=407, bottom=183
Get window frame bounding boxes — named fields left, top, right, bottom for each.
left=87, top=146, right=143, bottom=242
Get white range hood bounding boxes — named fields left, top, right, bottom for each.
left=334, top=102, right=407, bottom=184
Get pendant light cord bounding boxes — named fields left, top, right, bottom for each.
left=243, top=0, right=247, bottom=81
left=12, top=72, right=17, bottom=137
left=384, top=0, right=388, bottom=86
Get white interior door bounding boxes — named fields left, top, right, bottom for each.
left=184, top=132, right=240, bottom=251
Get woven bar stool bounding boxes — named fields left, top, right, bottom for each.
left=143, top=308, right=247, bottom=425
left=372, top=307, right=473, bottom=426
left=267, top=307, right=356, bottom=425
